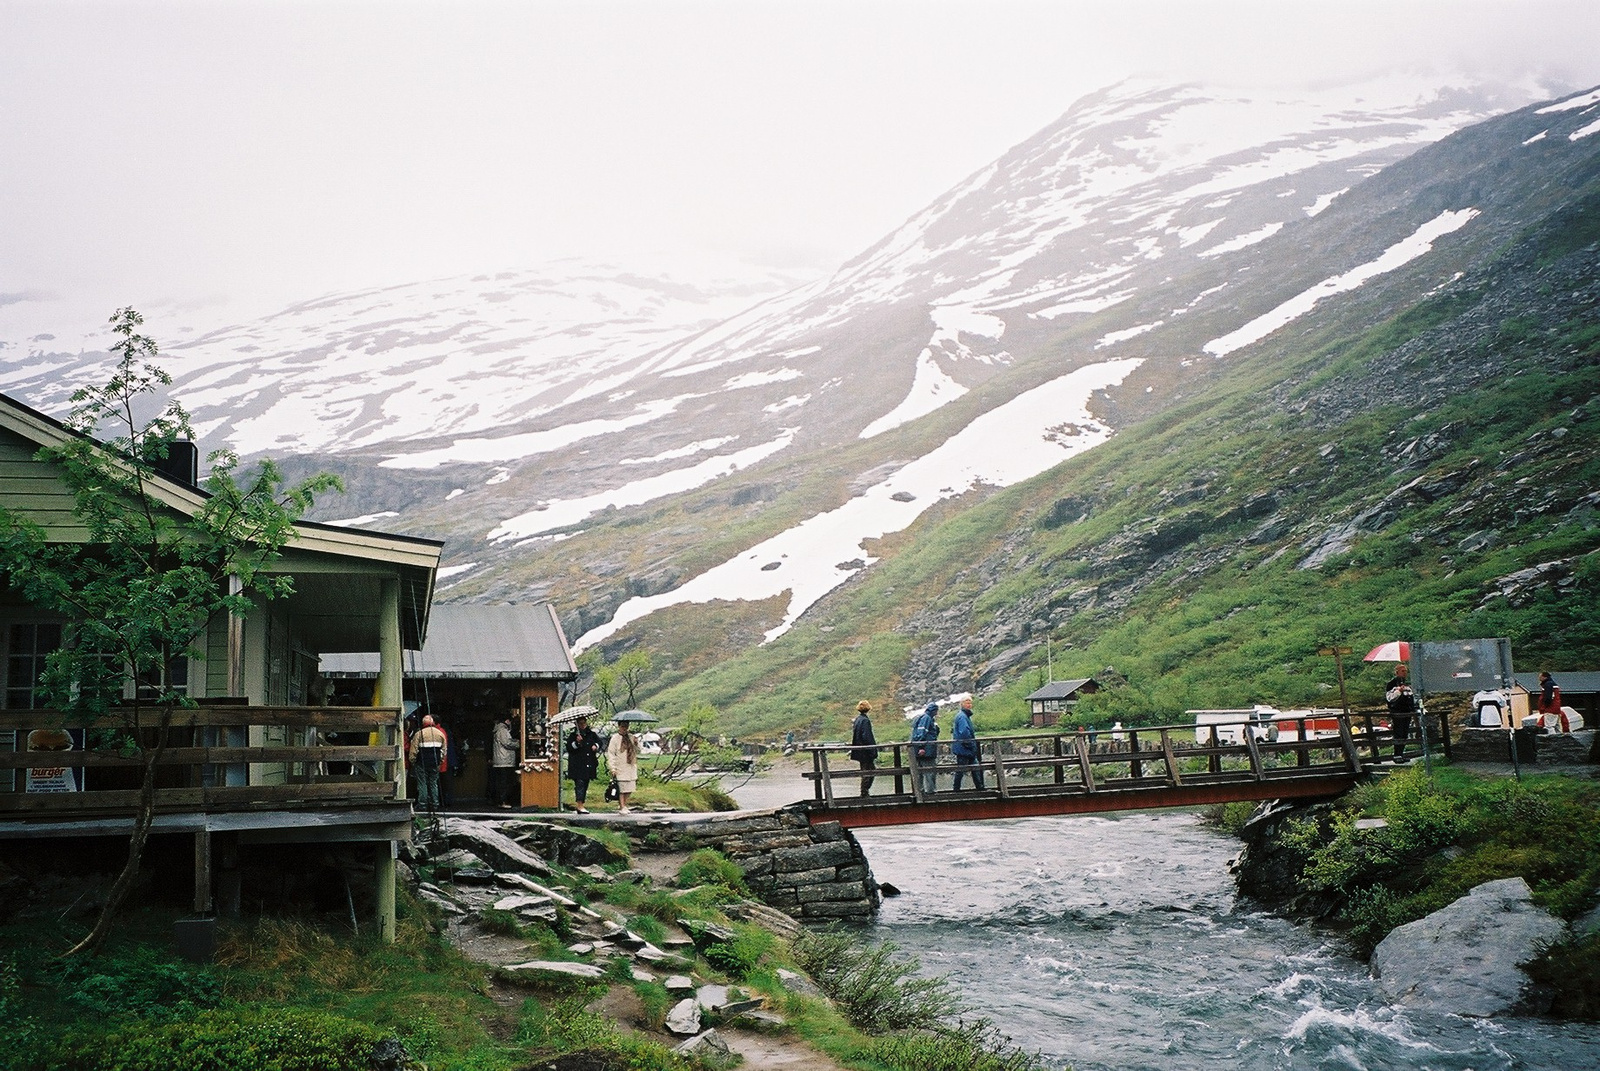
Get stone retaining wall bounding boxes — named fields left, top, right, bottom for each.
left=607, top=805, right=879, bottom=922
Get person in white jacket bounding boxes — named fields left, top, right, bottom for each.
left=606, top=723, right=640, bottom=813
left=491, top=714, right=518, bottom=809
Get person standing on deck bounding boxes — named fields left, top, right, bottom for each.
left=951, top=697, right=984, bottom=790
left=849, top=700, right=878, bottom=797
left=491, top=713, right=518, bottom=809
left=912, top=702, right=940, bottom=796
left=408, top=714, right=448, bottom=811
left=1385, top=664, right=1417, bottom=763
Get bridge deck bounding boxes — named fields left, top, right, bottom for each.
left=800, top=712, right=1447, bottom=828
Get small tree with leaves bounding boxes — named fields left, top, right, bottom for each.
left=0, top=308, right=339, bottom=955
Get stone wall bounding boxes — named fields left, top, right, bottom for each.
left=608, top=805, right=880, bottom=922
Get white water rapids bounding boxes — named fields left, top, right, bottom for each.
left=727, top=770, right=1600, bottom=1070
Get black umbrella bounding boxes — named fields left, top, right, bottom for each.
left=612, top=709, right=659, bottom=724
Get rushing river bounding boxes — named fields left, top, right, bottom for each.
left=725, top=771, right=1600, bottom=1071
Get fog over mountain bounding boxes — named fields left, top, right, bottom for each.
left=4, top=77, right=1595, bottom=659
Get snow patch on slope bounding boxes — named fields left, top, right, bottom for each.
left=487, top=429, right=798, bottom=541
left=581, top=358, right=1143, bottom=649
left=1203, top=208, right=1479, bottom=358
left=859, top=350, right=970, bottom=439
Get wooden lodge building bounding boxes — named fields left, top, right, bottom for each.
left=0, top=391, right=442, bottom=941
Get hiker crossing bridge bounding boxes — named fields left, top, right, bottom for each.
left=800, top=711, right=1446, bottom=828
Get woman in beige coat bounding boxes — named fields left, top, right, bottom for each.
left=606, top=724, right=640, bottom=813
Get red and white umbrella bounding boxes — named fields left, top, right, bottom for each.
left=1364, top=641, right=1411, bottom=662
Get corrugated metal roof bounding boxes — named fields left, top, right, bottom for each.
left=1024, top=678, right=1096, bottom=701
left=319, top=603, right=576, bottom=679
left=1514, top=671, right=1600, bottom=695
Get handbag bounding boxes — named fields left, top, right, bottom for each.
left=604, top=779, right=620, bottom=802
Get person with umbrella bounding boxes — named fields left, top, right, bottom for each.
left=1385, top=663, right=1418, bottom=763
left=607, top=711, right=653, bottom=813
left=564, top=713, right=602, bottom=813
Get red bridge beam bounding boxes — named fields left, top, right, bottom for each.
left=805, top=776, right=1358, bottom=829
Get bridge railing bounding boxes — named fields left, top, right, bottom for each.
left=803, top=712, right=1414, bottom=809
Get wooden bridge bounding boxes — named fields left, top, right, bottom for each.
left=801, top=712, right=1447, bottom=828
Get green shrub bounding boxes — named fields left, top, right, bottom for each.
left=1201, top=800, right=1258, bottom=836
left=59, top=1008, right=389, bottom=1071
left=475, top=908, right=527, bottom=938
left=0, top=956, right=44, bottom=1071
left=60, top=946, right=224, bottom=1022
left=676, top=848, right=748, bottom=894
left=869, top=1021, right=1044, bottom=1071
left=701, top=926, right=775, bottom=980
left=516, top=993, right=688, bottom=1070
left=792, top=931, right=956, bottom=1032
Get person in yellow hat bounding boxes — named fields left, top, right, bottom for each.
left=849, top=700, right=878, bottom=797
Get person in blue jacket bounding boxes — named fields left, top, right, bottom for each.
left=951, top=696, right=984, bottom=790
left=911, top=702, right=940, bottom=796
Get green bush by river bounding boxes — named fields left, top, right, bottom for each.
left=1224, top=765, right=1600, bottom=1018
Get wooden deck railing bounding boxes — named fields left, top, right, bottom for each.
left=0, top=706, right=405, bottom=815
left=803, top=711, right=1449, bottom=811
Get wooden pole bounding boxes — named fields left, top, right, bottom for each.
left=193, top=828, right=212, bottom=915
left=375, top=841, right=397, bottom=943
left=378, top=578, right=405, bottom=801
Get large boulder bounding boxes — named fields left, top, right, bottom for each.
left=1370, top=877, right=1566, bottom=1016
left=443, top=818, right=553, bottom=877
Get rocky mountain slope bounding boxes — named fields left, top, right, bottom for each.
left=644, top=86, right=1600, bottom=735
left=6, top=80, right=1597, bottom=736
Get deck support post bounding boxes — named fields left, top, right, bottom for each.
left=375, top=840, right=397, bottom=943
left=378, top=578, right=405, bottom=801
left=193, top=828, right=212, bottom=915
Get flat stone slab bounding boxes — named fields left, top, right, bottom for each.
left=1371, top=877, right=1566, bottom=1016
left=664, top=974, right=696, bottom=992
left=502, top=960, right=607, bottom=981
left=444, top=818, right=554, bottom=878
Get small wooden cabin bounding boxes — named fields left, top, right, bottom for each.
left=1024, top=678, right=1101, bottom=728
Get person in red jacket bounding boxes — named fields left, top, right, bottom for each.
left=1538, top=671, right=1567, bottom=732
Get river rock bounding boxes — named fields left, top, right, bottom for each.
left=1370, top=877, right=1566, bottom=1016
left=775, top=968, right=825, bottom=999
left=665, top=997, right=702, bottom=1035
left=674, top=1029, right=735, bottom=1069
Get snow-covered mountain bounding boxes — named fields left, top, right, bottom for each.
left=6, top=78, right=1592, bottom=650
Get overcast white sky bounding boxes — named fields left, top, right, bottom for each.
left=4, top=0, right=1599, bottom=339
